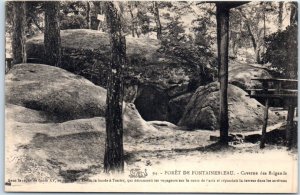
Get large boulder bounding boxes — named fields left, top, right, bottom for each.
left=26, top=30, right=216, bottom=122
left=6, top=103, right=53, bottom=124
left=5, top=102, right=157, bottom=181
left=123, top=103, right=158, bottom=138
left=27, top=29, right=160, bottom=65
left=229, top=61, right=272, bottom=91
left=5, top=64, right=159, bottom=134
left=178, top=82, right=280, bottom=131
left=26, top=29, right=162, bottom=87
left=6, top=103, right=156, bottom=143
left=6, top=63, right=106, bottom=121
left=168, top=92, right=193, bottom=124
left=5, top=68, right=158, bottom=181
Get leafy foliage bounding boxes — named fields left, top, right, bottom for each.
left=60, top=15, right=87, bottom=30
left=229, top=2, right=283, bottom=63
left=158, top=15, right=217, bottom=84
left=263, top=25, right=298, bottom=78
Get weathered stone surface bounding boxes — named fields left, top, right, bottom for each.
left=6, top=103, right=156, bottom=143
left=6, top=63, right=107, bottom=121
left=168, top=92, right=193, bottom=124
left=123, top=103, right=158, bottom=137
left=26, top=29, right=162, bottom=87
left=178, top=82, right=280, bottom=131
left=26, top=29, right=216, bottom=122
left=229, top=61, right=272, bottom=91
left=124, top=82, right=138, bottom=103
left=6, top=64, right=159, bottom=135
left=26, top=30, right=213, bottom=90
left=6, top=103, right=53, bottom=123
left=5, top=101, right=157, bottom=181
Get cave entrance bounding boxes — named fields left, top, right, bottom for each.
left=134, top=85, right=169, bottom=121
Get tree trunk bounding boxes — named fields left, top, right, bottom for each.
left=12, top=1, right=27, bottom=65
left=290, top=2, right=298, bottom=25
left=230, top=32, right=239, bottom=58
left=286, top=104, right=295, bottom=149
left=216, top=4, right=230, bottom=145
left=230, top=39, right=236, bottom=57
left=153, top=2, right=162, bottom=40
left=44, top=1, right=61, bottom=67
left=239, top=10, right=261, bottom=63
left=135, top=27, right=140, bottom=38
left=128, top=4, right=135, bottom=37
left=244, top=22, right=261, bottom=63
left=94, top=1, right=103, bottom=15
left=103, top=2, right=126, bottom=173
left=86, top=1, right=91, bottom=29
left=260, top=98, right=269, bottom=148
left=278, top=2, right=283, bottom=30
left=255, top=48, right=261, bottom=64
left=90, top=2, right=102, bottom=30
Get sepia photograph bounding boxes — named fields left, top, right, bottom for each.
left=4, top=0, right=298, bottom=193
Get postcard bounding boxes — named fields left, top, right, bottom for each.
left=5, top=1, right=298, bottom=193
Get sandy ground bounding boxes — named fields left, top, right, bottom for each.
left=5, top=112, right=297, bottom=184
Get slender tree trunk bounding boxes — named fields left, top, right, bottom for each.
left=239, top=10, right=261, bottom=63
left=94, top=2, right=103, bottom=15
left=247, top=26, right=257, bottom=50
left=216, top=4, right=229, bottom=145
left=44, top=1, right=61, bottom=67
left=244, top=22, right=260, bottom=63
left=246, top=23, right=262, bottom=64
left=286, top=103, right=295, bottom=149
left=91, top=2, right=102, bottom=30
left=230, top=31, right=239, bottom=58
left=255, top=48, right=261, bottom=64
left=230, top=36, right=235, bottom=58
left=286, top=26, right=298, bottom=79
left=86, top=1, right=91, bottom=29
left=135, top=26, right=140, bottom=38
left=260, top=98, right=269, bottom=148
left=103, top=2, right=126, bottom=173
left=153, top=2, right=162, bottom=40
left=290, top=2, right=298, bottom=25
left=128, top=4, right=135, bottom=37
left=12, top=1, right=27, bottom=65
left=278, top=2, right=283, bottom=30
left=262, top=5, right=266, bottom=64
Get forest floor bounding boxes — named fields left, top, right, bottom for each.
left=113, top=122, right=297, bottom=178
left=6, top=112, right=297, bottom=184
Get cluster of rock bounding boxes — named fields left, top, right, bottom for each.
left=5, top=64, right=157, bottom=137
left=4, top=63, right=282, bottom=182
left=6, top=63, right=162, bottom=181
left=26, top=29, right=216, bottom=123
left=178, top=82, right=279, bottom=131
left=7, top=63, right=279, bottom=132
left=24, top=29, right=280, bottom=132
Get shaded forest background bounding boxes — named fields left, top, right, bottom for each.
left=6, top=1, right=298, bottom=80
